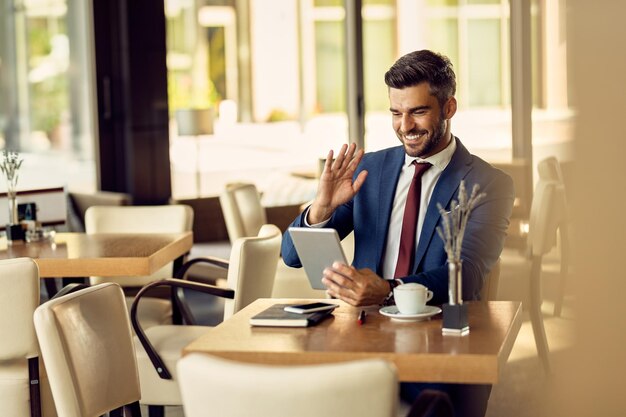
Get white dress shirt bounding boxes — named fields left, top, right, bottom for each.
left=381, top=138, right=457, bottom=279
left=305, top=137, right=457, bottom=280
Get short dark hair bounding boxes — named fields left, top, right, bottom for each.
left=384, top=50, right=456, bottom=106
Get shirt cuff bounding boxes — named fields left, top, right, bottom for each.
left=302, top=206, right=330, bottom=228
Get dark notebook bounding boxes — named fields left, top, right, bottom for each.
left=249, top=304, right=334, bottom=327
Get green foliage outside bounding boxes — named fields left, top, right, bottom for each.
left=167, top=71, right=221, bottom=113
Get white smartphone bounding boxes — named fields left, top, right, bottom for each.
left=283, top=302, right=339, bottom=314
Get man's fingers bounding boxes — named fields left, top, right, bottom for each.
left=352, top=170, right=368, bottom=193
left=347, top=148, right=364, bottom=170
left=332, top=143, right=349, bottom=171
left=324, top=285, right=358, bottom=306
left=323, top=266, right=354, bottom=287
left=323, top=149, right=334, bottom=173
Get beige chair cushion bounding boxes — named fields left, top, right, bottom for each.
left=133, top=224, right=282, bottom=407
left=0, top=257, right=57, bottom=417
left=126, top=296, right=172, bottom=330
left=85, top=204, right=193, bottom=287
left=34, top=283, right=140, bottom=417
left=134, top=325, right=210, bottom=405
left=177, top=354, right=398, bottom=417
left=85, top=204, right=193, bottom=331
left=220, top=182, right=267, bottom=242
left=223, top=224, right=281, bottom=319
left=0, top=258, right=40, bottom=360
left=0, top=359, right=57, bottom=417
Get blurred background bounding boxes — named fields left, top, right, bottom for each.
left=0, top=0, right=571, bottom=204
left=2, top=1, right=626, bottom=415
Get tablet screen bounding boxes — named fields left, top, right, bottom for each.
left=288, top=227, right=348, bottom=290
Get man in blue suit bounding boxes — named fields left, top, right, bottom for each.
left=282, top=50, right=514, bottom=307
left=281, top=50, right=514, bottom=416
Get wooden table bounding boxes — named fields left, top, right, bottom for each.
left=183, top=298, right=522, bottom=384
left=0, top=232, right=193, bottom=278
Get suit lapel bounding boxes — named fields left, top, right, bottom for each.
left=413, top=139, right=473, bottom=271
left=375, top=147, right=405, bottom=271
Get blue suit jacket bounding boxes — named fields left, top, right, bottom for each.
left=282, top=138, right=515, bottom=305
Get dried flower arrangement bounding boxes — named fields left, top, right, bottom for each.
left=1, top=150, right=24, bottom=198
left=437, top=180, right=486, bottom=307
left=436, top=180, right=486, bottom=262
left=1, top=150, right=24, bottom=225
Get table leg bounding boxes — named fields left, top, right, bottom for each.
left=171, top=255, right=185, bottom=324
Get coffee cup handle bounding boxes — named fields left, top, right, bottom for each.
left=426, top=290, right=433, bottom=302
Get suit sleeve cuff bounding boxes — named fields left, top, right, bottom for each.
left=302, top=206, right=330, bottom=228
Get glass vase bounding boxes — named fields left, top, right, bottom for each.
left=447, top=259, right=463, bottom=305
left=7, top=192, right=18, bottom=224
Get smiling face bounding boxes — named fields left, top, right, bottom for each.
left=389, top=82, right=457, bottom=158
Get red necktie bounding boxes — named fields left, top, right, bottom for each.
left=394, top=161, right=432, bottom=278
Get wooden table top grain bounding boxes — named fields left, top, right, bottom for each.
left=183, top=298, right=522, bottom=384
left=0, top=232, right=193, bottom=278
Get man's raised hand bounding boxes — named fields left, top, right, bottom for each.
left=308, top=143, right=368, bottom=224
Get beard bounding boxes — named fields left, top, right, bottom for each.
left=398, top=113, right=448, bottom=158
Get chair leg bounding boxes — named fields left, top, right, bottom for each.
left=28, top=357, right=41, bottom=417
left=529, top=256, right=551, bottom=373
left=124, top=401, right=142, bottom=417
left=44, top=279, right=59, bottom=300
left=553, top=225, right=570, bottom=317
left=552, top=263, right=567, bottom=317
left=109, top=407, right=123, bottom=417
left=148, top=405, right=165, bottom=417
left=405, top=389, right=454, bottom=417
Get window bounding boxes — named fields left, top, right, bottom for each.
left=0, top=0, right=96, bottom=191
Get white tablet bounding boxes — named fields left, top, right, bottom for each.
left=288, top=227, right=349, bottom=290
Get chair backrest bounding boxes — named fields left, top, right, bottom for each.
left=34, top=283, right=141, bottom=417
left=537, top=156, right=569, bottom=211
left=219, top=182, right=267, bottom=243
left=528, top=159, right=568, bottom=257
left=0, top=258, right=51, bottom=417
left=85, top=204, right=193, bottom=286
left=480, top=258, right=500, bottom=302
left=67, top=190, right=132, bottom=232
left=0, top=258, right=40, bottom=361
left=537, top=156, right=564, bottom=184
left=223, top=224, right=282, bottom=319
left=177, top=354, right=397, bottom=417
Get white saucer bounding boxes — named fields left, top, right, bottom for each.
left=379, top=305, right=442, bottom=322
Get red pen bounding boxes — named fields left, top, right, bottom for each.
left=358, top=310, right=366, bottom=325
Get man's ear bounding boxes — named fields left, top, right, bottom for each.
left=444, top=97, right=457, bottom=119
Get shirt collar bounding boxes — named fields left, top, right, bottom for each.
left=403, top=135, right=457, bottom=171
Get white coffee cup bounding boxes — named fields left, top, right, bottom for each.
left=393, top=283, right=434, bottom=315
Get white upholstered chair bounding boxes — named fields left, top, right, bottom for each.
left=219, top=182, right=267, bottom=240
left=177, top=354, right=398, bottom=417
left=131, top=224, right=282, bottom=416
left=34, top=283, right=141, bottom=417
left=66, top=190, right=132, bottom=232
left=219, top=182, right=354, bottom=298
left=500, top=157, right=569, bottom=373
left=0, top=258, right=57, bottom=417
left=84, top=204, right=194, bottom=328
left=480, top=258, right=500, bottom=302
left=536, top=156, right=571, bottom=317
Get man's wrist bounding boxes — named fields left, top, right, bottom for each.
left=381, top=279, right=403, bottom=306
left=308, top=203, right=335, bottom=225
left=303, top=206, right=330, bottom=228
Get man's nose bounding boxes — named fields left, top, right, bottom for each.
left=400, top=114, right=415, bottom=133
